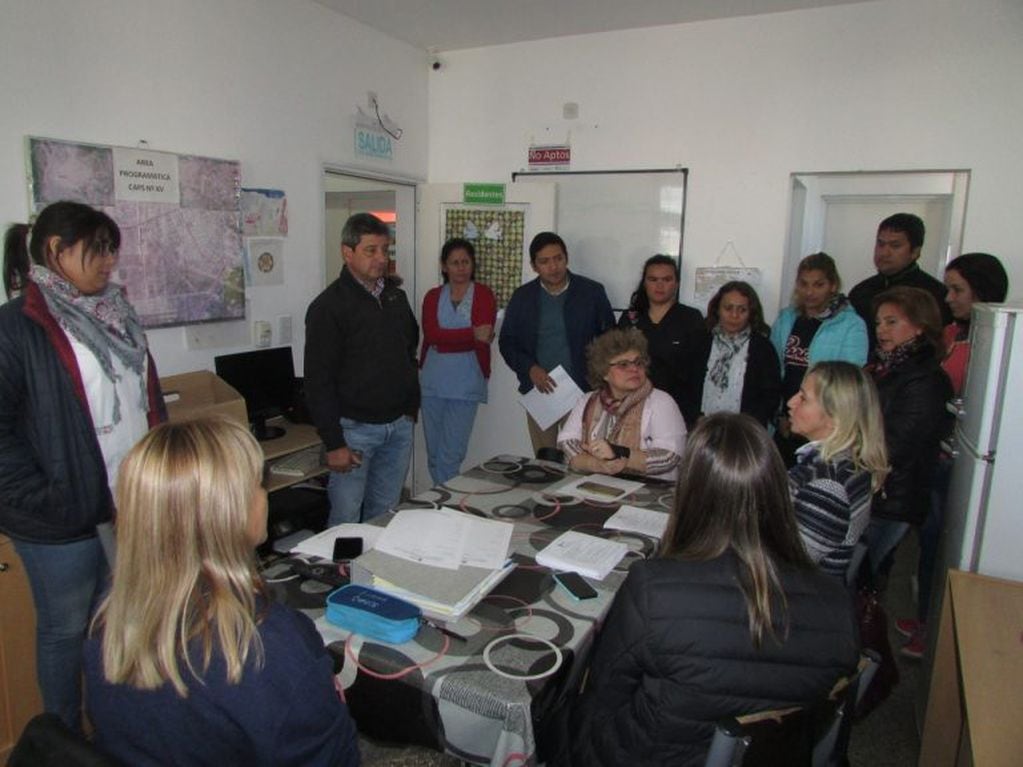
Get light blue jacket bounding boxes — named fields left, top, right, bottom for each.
left=770, top=303, right=868, bottom=368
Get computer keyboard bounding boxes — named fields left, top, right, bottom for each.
left=269, top=447, right=324, bottom=477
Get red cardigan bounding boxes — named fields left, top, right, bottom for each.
left=419, top=282, right=497, bottom=378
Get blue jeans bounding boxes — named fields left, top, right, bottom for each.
left=421, top=396, right=479, bottom=486
left=13, top=535, right=108, bottom=732
left=327, top=415, right=414, bottom=525
left=865, top=517, right=911, bottom=578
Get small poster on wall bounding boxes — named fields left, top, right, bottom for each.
left=240, top=188, right=288, bottom=236
left=693, top=266, right=763, bottom=309
left=244, top=237, right=284, bottom=286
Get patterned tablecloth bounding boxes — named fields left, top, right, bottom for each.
left=263, top=456, right=674, bottom=766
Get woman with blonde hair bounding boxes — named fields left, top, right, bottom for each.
left=787, top=361, right=889, bottom=578
left=84, top=417, right=359, bottom=766
left=557, top=327, right=686, bottom=480
left=548, top=414, right=858, bottom=766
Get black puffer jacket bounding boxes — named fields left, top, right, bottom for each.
left=870, top=344, right=953, bottom=525
left=550, top=553, right=859, bottom=767
left=0, top=283, right=165, bottom=543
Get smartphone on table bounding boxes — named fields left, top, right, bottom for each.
left=553, top=571, right=598, bottom=600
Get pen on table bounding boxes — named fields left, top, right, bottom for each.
left=422, top=618, right=468, bottom=643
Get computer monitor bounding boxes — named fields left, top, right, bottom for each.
left=214, top=346, right=295, bottom=441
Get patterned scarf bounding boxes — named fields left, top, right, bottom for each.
left=582, top=379, right=653, bottom=451
left=708, top=325, right=751, bottom=391
left=870, top=334, right=926, bottom=379
left=30, top=264, right=148, bottom=423
left=810, top=293, right=849, bottom=321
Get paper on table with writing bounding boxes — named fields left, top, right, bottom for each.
left=290, top=523, right=383, bottom=560
left=535, top=530, right=629, bottom=580
left=453, top=510, right=514, bottom=570
left=557, top=473, right=644, bottom=503
left=603, top=504, right=670, bottom=539
left=519, top=365, right=584, bottom=430
left=374, top=509, right=468, bottom=570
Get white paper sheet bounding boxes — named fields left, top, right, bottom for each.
left=518, top=365, right=584, bottom=430
left=603, top=504, right=670, bottom=539
left=557, top=474, right=644, bottom=503
left=535, top=530, right=629, bottom=580
left=374, top=509, right=468, bottom=570
left=290, top=523, right=383, bottom=560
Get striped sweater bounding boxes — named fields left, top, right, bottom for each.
left=789, top=442, right=873, bottom=579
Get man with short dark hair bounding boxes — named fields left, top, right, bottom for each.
left=849, top=213, right=952, bottom=352
left=304, top=213, right=419, bottom=525
left=499, top=231, right=614, bottom=453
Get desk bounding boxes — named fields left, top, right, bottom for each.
left=265, top=456, right=673, bottom=766
left=259, top=417, right=327, bottom=493
left=918, top=570, right=1023, bottom=767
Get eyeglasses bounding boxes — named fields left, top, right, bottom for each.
left=607, top=357, right=647, bottom=371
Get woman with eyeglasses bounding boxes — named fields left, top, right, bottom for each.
left=85, top=417, right=359, bottom=766
left=0, top=201, right=165, bottom=731
left=557, top=327, right=686, bottom=480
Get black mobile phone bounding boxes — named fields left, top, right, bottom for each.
left=554, top=571, right=598, bottom=600
left=332, top=536, right=364, bottom=562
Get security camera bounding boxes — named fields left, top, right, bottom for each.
left=431, top=59, right=442, bottom=71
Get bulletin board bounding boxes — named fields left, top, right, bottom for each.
left=27, top=135, right=244, bottom=328
left=513, top=168, right=687, bottom=310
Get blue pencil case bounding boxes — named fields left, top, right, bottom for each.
left=325, top=584, right=421, bottom=644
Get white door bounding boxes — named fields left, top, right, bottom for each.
left=414, top=182, right=555, bottom=493
left=782, top=171, right=969, bottom=312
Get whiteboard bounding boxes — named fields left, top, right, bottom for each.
left=513, top=169, right=687, bottom=310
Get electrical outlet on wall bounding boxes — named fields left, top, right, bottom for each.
left=253, top=320, right=272, bottom=348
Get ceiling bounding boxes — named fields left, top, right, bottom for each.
left=312, top=0, right=873, bottom=52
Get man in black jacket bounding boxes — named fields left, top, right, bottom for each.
left=304, top=213, right=419, bottom=525
left=849, top=212, right=952, bottom=352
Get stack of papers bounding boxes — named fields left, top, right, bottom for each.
left=351, top=508, right=515, bottom=620
left=603, top=504, right=670, bottom=540
left=536, top=530, right=629, bottom=580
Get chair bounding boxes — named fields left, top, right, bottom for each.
left=702, top=651, right=879, bottom=767
left=7, top=713, right=121, bottom=767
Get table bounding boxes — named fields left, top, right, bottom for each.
left=264, top=456, right=674, bottom=766
left=918, top=570, right=1023, bottom=767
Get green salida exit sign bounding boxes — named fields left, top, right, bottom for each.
left=463, top=183, right=505, bottom=205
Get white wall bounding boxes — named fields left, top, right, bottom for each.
left=428, top=0, right=1023, bottom=463
left=1, top=0, right=428, bottom=376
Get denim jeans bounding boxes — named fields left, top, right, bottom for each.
left=421, top=396, right=479, bottom=486
left=327, top=415, right=414, bottom=525
left=13, top=535, right=108, bottom=732
left=865, top=517, right=911, bottom=578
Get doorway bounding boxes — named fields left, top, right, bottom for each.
left=784, top=171, right=969, bottom=308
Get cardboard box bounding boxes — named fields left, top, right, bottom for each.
left=159, top=371, right=247, bottom=426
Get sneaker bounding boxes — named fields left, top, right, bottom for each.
left=900, top=632, right=926, bottom=660
left=895, top=617, right=920, bottom=640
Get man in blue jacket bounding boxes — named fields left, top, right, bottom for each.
left=499, top=232, right=614, bottom=453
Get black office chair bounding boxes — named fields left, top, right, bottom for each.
left=8, top=713, right=121, bottom=767
left=701, top=651, right=879, bottom=767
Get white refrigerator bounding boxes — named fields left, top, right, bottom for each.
left=940, top=302, right=1023, bottom=582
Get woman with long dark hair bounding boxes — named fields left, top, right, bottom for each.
left=618, top=254, right=707, bottom=427
left=549, top=414, right=858, bottom=767
left=0, top=201, right=165, bottom=730
left=694, top=280, right=781, bottom=426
